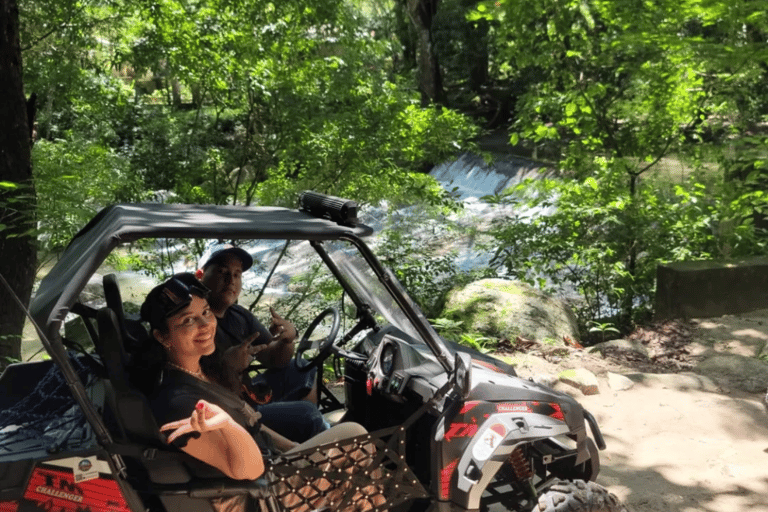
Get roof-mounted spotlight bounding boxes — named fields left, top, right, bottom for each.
left=299, top=191, right=359, bottom=226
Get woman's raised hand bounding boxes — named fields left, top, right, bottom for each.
left=160, top=400, right=234, bottom=444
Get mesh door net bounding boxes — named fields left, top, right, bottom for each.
left=268, top=425, right=427, bottom=512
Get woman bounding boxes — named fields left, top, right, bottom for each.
left=139, top=273, right=384, bottom=511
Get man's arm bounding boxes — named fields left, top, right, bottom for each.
left=255, top=307, right=297, bottom=369
left=232, top=304, right=296, bottom=369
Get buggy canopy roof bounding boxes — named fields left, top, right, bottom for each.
left=31, top=203, right=374, bottom=339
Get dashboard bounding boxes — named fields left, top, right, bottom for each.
left=364, top=332, right=448, bottom=403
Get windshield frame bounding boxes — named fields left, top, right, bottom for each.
left=329, top=234, right=455, bottom=373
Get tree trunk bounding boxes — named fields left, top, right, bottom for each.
left=461, top=0, right=489, bottom=93
left=407, top=0, right=447, bottom=106
left=394, top=0, right=417, bottom=73
left=465, top=20, right=489, bottom=93
left=0, top=0, right=37, bottom=371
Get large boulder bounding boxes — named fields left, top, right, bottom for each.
left=441, top=279, right=580, bottom=343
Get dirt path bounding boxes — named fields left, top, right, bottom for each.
left=535, top=312, right=768, bottom=512
left=581, top=374, right=768, bottom=512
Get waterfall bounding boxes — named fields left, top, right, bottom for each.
left=421, top=152, right=552, bottom=271
left=429, top=152, right=548, bottom=201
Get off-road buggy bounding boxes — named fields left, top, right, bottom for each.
left=0, top=192, right=626, bottom=512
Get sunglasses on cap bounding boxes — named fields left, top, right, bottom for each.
left=141, top=273, right=210, bottom=329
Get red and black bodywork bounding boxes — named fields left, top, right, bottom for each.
left=0, top=452, right=133, bottom=512
left=343, top=325, right=605, bottom=512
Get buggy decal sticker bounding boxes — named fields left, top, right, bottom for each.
left=45, top=456, right=111, bottom=477
left=494, top=401, right=566, bottom=422
left=472, top=423, right=507, bottom=461
left=74, top=457, right=99, bottom=483
left=444, top=421, right=479, bottom=442
left=23, top=465, right=130, bottom=512
left=497, top=402, right=533, bottom=414
left=471, top=359, right=504, bottom=373
left=439, top=458, right=459, bottom=500
left=0, top=502, right=18, bottom=512
left=549, top=403, right=565, bottom=421
left=459, top=400, right=480, bottom=414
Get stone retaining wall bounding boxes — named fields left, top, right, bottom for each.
left=654, top=257, right=768, bottom=320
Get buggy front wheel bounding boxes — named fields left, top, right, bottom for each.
left=534, top=479, right=627, bottom=512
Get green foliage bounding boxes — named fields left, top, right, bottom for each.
left=431, top=317, right=465, bottom=339
left=19, top=0, right=479, bottom=241
left=377, top=228, right=459, bottom=317
left=470, top=0, right=768, bottom=333
left=269, top=260, right=347, bottom=329
left=0, top=181, right=36, bottom=239
left=457, top=333, right=494, bottom=354
left=485, top=162, right=766, bottom=335
left=375, top=202, right=495, bottom=318
left=18, top=0, right=768, bottom=349
left=431, top=317, right=495, bottom=353
left=2, top=355, right=22, bottom=366
left=587, top=320, right=620, bottom=343
left=33, top=137, right=141, bottom=257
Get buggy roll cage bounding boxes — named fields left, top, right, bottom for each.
left=27, top=192, right=456, bottom=466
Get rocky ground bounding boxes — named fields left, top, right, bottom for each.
left=495, top=310, right=768, bottom=512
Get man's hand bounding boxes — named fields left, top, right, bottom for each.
left=223, top=333, right=267, bottom=373
left=269, top=307, right=298, bottom=344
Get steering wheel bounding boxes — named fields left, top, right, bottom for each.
left=295, top=308, right=341, bottom=372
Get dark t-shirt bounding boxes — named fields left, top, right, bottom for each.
left=149, top=368, right=270, bottom=456
left=215, top=304, right=272, bottom=351
left=212, top=304, right=315, bottom=403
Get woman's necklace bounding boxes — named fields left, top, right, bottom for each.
left=167, top=361, right=207, bottom=381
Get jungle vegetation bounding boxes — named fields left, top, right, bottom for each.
left=1, top=0, right=767, bottom=365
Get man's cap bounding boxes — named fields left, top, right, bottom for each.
left=199, top=243, right=253, bottom=271
left=141, top=272, right=210, bottom=330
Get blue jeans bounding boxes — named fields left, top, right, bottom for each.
left=254, top=362, right=317, bottom=402
left=256, top=399, right=328, bottom=443
left=252, top=362, right=327, bottom=443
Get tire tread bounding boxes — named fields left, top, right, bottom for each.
left=536, top=478, right=628, bottom=512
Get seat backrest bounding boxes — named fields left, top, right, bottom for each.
left=103, top=274, right=127, bottom=338
left=103, top=273, right=147, bottom=354
left=95, top=307, right=166, bottom=444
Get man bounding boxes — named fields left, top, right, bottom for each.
left=196, top=244, right=326, bottom=442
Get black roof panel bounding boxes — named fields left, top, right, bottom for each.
left=31, top=203, right=373, bottom=338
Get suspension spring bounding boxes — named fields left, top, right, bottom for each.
left=508, top=446, right=533, bottom=481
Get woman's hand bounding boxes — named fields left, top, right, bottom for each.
left=160, top=400, right=249, bottom=444
left=160, top=399, right=265, bottom=480
left=269, top=307, right=298, bottom=344
left=223, top=335, right=266, bottom=373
